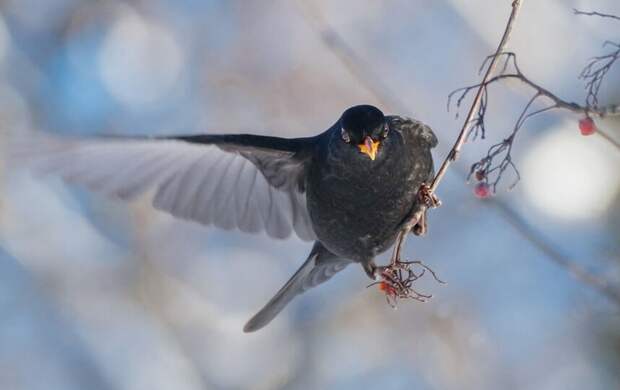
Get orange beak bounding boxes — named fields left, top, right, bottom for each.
left=357, top=136, right=380, bottom=160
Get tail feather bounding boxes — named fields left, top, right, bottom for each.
left=243, top=242, right=350, bottom=332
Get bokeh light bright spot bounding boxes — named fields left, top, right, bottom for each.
left=522, top=123, right=620, bottom=220
left=98, top=11, right=184, bottom=109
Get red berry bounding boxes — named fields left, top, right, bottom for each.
left=578, top=117, right=596, bottom=136
left=474, top=182, right=491, bottom=199
left=378, top=281, right=396, bottom=296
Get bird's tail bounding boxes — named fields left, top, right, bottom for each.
left=243, top=242, right=349, bottom=332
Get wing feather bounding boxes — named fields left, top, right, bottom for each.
left=12, top=131, right=316, bottom=241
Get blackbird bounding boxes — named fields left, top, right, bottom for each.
left=16, top=104, right=437, bottom=332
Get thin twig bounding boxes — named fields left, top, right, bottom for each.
left=580, top=43, right=620, bottom=109
left=573, top=9, right=620, bottom=112
left=450, top=68, right=620, bottom=118
left=573, top=9, right=620, bottom=21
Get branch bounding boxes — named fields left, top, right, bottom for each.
left=448, top=52, right=620, bottom=192
left=389, top=0, right=525, bottom=264
left=430, top=2, right=524, bottom=193
left=449, top=55, right=620, bottom=118
left=575, top=8, right=620, bottom=109
left=367, top=1, right=527, bottom=299
left=573, top=9, right=620, bottom=21
left=448, top=7, right=620, bottom=182
left=581, top=42, right=620, bottom=108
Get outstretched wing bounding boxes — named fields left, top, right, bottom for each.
left=12, top=131, right=317, bottom=241
left=244, top=242, right=351, bottom=332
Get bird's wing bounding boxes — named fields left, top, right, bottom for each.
left=244, top=242, right=350, bottom=332
left=388, top=115, right=438, bottom=148
left=12, top=131, right=316, bottom=241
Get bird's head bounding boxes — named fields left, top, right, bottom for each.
left=339, top=105, right=388, bottom=161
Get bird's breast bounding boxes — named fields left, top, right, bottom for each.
left=306, top=149, right=423, bottom=261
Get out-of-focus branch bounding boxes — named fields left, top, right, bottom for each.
left=296, top=1, right=620, bottom=307
left=492, top=199, right=620, bottom=305
left=573, top=9, right=620, bottom=21
left=295, top=1, right=399, bottom=111
left=129, top=203, right=212, bottom=387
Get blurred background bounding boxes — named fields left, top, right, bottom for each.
left=1, top=0, right=619, bottom=389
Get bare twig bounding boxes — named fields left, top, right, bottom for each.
left=449, top=53, right=620, bottom=118
left=575, top=9, right=620, bottom=111
left=573, top=9, right=620, bottom=21
left=580, top=42, right=620, bottom=108
left=449, top=52, right=620, bottom=191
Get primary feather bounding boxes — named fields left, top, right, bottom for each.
left=11, top=131, right=316, bottom=240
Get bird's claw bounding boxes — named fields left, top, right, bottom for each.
left=410, top=184, right=440, bottom=236
left=412, top=210, right=427, bottom=236
left=367, top=259, right=443, bottom=306
left=418, top=183, right=441, bottom=208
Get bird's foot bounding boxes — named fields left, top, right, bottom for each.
left=363, top=262, right=379, bottom=280
left=366, top=260, right=445, bottom=307
left=409, top=183, right=441, bottom=236
left=412, top=210, right=427, bottom=236
left=418, top=183, right=441, bottom=208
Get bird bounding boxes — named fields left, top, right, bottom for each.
left=13, top=104, right=437, bottom=332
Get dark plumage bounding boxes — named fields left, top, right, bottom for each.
left=14, top=104, right=437, bottom=332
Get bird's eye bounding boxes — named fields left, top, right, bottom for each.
left=341, top=128, right=351, bottom=143
left=381, top=124, right=389, bottom=139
